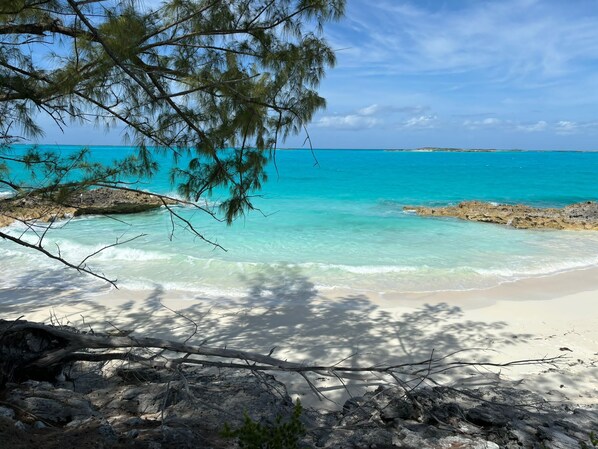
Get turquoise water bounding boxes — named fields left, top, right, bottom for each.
left=2, top=146, right=598, bottom=296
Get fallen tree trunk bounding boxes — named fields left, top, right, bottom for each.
left=0, top=319, right=563, bottom=396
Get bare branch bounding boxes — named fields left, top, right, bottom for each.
left=0, top=231, right=118, bottom=286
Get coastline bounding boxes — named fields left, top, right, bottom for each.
left=2, top=265, right=596, bottom=409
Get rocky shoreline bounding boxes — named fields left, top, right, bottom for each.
left=404, top=201, right=598, bottom=230
left=1, top=362, right=596, bottom=449
left=0, top=187, right=173, bottom=227
left=0, top=319, right=596, bottom=449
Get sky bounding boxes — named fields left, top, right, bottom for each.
left=37, top=0, right=598, bottom=150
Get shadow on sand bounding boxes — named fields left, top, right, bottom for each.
left=0, top=265, right=543, bottom=405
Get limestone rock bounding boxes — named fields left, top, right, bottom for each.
left=0, top=187, right=175, bottom=227
left=466, top=404, right=510, bottom=427
left=6, top=381, right=96, bottom=425
left=71, top=187, right=172, bottom=216
left=2, top=362, right=597, bottom=449
left=404, top=201, right=598, bottom=230
left=321, top=384, right=598, bottom=449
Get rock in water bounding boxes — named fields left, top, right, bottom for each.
left=71, top=188, right=171, bottom=216
left=0, top=187, right=175, bottom=227
left=404, top=201, right=598, bottom=230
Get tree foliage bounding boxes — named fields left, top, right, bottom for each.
left=0, top=0, right=344, bottom=221
left=0, top=0, right=344, bottom=280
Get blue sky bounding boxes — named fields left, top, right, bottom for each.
left=38, top=0, right=598, bottom=150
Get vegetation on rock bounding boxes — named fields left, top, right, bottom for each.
left=222, top=400, right=306, bottom=449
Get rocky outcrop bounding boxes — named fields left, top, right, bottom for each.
left=0, top=320, right=595, bottom=448
left=69, top=188, right=173, bottom=216
left=1, top=367, right=300, bottom=449
left=323, top=385, right=598, bottom=449
left=0, top=196, right=76, bottom=227
left=404, top=201, right=598, bottom=230
left=0, top=187, right=173, bottom=227
left=1, top=367, right=596, bottom=449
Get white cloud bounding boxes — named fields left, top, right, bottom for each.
left=357, top=104, right=430, bottom=116
left=357, top=104, right=381, bottom=116
left=555, top=120, right=578, bottom=134
left=482, top=118, right=501, bottom=126
left=315, top=114, right=380, bottom=130
left=516, top=121, right=548, bottom=132
left=315, top=103, right=432, bottom=130
left=403, top=115, right=437, bottom=128
left=461, top=118, right=598, bottom=134
left=554, top=120, right=598, bottom=135
left=463, top=117, right=502, bottom=129
left=331, top=0, right=598, bottom=83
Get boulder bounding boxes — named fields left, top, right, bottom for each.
left=6, top=381, right=96, bottom=425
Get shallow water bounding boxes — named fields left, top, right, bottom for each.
left=2, top=147, right=598, bottom=296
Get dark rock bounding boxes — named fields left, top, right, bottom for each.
left=436, top=436, right=499, bottom=448
left=319, top=427, right=399, bottom=449
left=2, top=361, right=597, bottom=449
left=6, top=381, right=96, bottom=425
left=33, top=421, right=46, bottom=429
left=0, top=406, right=16, bottom=419
left=97, top=420, right=118, bottom=443
left=115, top=367, right=163, bottom=384
left=466, top=404, right=510, bottom=427
left=72, top=188, right=175, bottom=215
left=381, top=398, right=419, bottom=422
left=125, top=428, right=140, bottom=438
left=429, top=402, right=464, bottom=424
left=124, top=417, right=144, bottom=427
left=14, top=420, right=28, bottom=430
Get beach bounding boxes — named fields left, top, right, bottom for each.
left=4, top=2, right=598, bottom=445
left=2, top=147, right=598, bottom=409
left=2, top=265, right=596, bottom=410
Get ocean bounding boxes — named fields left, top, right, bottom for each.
left=2, top=146, right=598, bottom=297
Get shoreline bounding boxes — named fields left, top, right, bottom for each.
left=1, top=265, right=596, bottom=409
left=372, top=264, right=598, bottom=304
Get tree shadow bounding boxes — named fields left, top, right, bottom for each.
left=185, top=266, right=533, bottom=404
left=0, top=265, right=548, bottom=407
left=0, top=268, right=110, bottom=319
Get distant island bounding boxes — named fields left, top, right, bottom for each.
left=275, top=147, right=598, bottom=152
left=386, top=147, right=596, bottom=153
left=387, top=147, right=519, bottom=152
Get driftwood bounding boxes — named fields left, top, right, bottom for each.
left=0, top=319, right=563, bottom=400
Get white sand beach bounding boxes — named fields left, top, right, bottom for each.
left=1, top=266, right=596, bottom=410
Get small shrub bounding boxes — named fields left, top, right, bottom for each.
left=580, top=432, right=598, bottom=449
left=221, top=399, right=307, bottom=449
